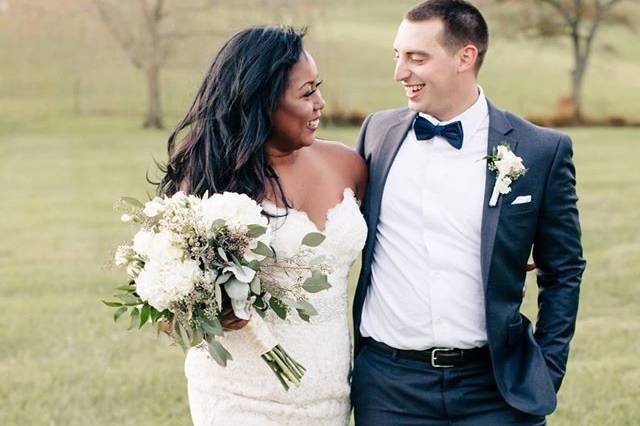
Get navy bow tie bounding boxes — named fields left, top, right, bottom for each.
left=413, top=115, right=464, bottom=150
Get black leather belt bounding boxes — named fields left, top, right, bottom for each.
left=363, top=337, right=490, bottom=368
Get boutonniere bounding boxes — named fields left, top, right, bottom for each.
left=484, top=143, right=527, bottom=207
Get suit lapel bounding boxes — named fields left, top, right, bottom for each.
left=365, top=109, right=416, bottom=268
left=480, top=102, right=516, bottom=292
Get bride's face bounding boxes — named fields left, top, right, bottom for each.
left=268, top=51, right=325, bottom=153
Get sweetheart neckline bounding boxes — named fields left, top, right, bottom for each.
left=262, top=187, right=356, bottom=234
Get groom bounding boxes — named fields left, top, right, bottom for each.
left=351, top=0, right=585, bottom=424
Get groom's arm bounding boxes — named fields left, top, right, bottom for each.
left=356, top=113, right=374, bottom=160
left=532, top=134, right=586, bottom=392
left=355, top=113, right=374, bottom=214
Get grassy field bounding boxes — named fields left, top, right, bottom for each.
left=2, top=0, right=640, bottom=125
left=1, top=115, right=639, bottom=425
left=1, top=0, right=639, bottom=424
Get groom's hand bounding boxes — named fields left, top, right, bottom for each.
left=221, top=307, right=249, bottom=331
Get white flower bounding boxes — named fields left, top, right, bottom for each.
left=146, top=230, right=183, bottom=262
left=135, top=258, right=202, bottom=311
left=132, top=229, right=183, bottom=263
left=143, top=197, right=166, bottom=217
left=120, top=213, right=132, bottom=223
left=198, top=191, right=267, bottom=231
left=132, top=230, right=154, bottom=257
left=486, top=144, right=526, bottom=207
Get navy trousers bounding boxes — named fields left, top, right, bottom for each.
left=351, top=343, right=546, bottom=426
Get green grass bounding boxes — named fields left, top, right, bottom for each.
left=1, top=117, right=639, bottom=425
left=1, top=1, right=640, bottom=424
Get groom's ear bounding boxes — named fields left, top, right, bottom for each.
left=457, top=44, right=479, bottom=75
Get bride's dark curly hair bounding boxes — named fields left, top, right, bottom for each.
left=157, top=26, right=306, bottom=206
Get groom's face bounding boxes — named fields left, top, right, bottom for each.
left=393, top=19, right=460, bottom=118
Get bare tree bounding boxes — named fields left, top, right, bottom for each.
left=491, top=0, right=635, bottom=120
left=92, top=0, right=218, bottom=129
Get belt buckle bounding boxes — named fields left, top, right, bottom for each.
left=431, top=348, right=456, bottom=368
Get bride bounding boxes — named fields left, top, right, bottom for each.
left=157, top=26, right=367, bottom=425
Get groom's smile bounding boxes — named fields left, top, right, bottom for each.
left=403, top=83, right=426, bottom=100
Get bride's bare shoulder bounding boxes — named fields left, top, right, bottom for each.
left=311, top=139, right=368, bottom=200
left=312, top=139, right=362, bottom=164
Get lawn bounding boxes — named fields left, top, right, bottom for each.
left=1, top=1, right=640, bottom=424
left=0, top=115, right=638, bottom=425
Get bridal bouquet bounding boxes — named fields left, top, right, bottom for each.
left=105, top=191, right=331, bottom=390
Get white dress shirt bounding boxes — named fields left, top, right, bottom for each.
left=360, top=87, right=490, bottom=350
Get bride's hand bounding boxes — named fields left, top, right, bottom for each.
left=221, top=307, right=250, bottom=331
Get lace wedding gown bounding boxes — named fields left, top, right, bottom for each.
left=184, top=188, right=367, bottom=425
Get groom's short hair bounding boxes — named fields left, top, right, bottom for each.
left=406, top=0, right=489, bottom=72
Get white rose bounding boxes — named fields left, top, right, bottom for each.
left=135, top=258, right=202, bottom=311
left=147, top=230, right=183, bottom=262
left=143, top=197, right=166, bottom=217
left=132, top=230, right=154, bottom=257
left=198, top=191, right=266, bottom=230
left=496, top=145, right=510, bottom=158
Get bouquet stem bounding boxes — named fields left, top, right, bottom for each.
left=244, top=314, right=305, bottom=391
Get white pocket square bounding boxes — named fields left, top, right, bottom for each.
left=511, top=195, right=532, bottom=205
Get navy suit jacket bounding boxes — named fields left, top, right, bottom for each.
left=352, top=102, right=586, bottom=416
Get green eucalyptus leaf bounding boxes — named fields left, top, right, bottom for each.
left=206, top=339, right=233, bottom=367
left=231, top=254, right=243, bottom=268
left=301, top=232, right=325, bottom=247
left=102, top=300, right=123, bottom=308
left=121, top=196, right=144, bottom=208
left=296, top=310, right=311, bottom=322
left=215, top=272, right=232, bottom=285
left=199, top=316, right=224, bottom=337
left=173, top=320, right=187, bottom=351
left=247, top=224, right=267, bottom=238
left=302, top=271, right=331, bottom=293
left=250, top=276, right=261, bottom=295
left=252, top=241, right=274, bottom=258
left=269, top=297, right=288, bottom=320
left=113, top=306, right=127, bottom=322
left=246, top=260, right=261, bottom=271
left=217, top=247, right=228, bottom=262
left=211, top=219, right=225, bottom=228
left=294, top=300, right=318, bottom=317
left=115, top=293, right=141, bottom=305
left=190, top=325, right=204, bottom=346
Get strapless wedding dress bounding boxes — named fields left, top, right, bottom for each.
left=184, top=188, right=367, bottom=425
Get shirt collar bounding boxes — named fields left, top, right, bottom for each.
left=418, top=86, right=489, bottom=145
